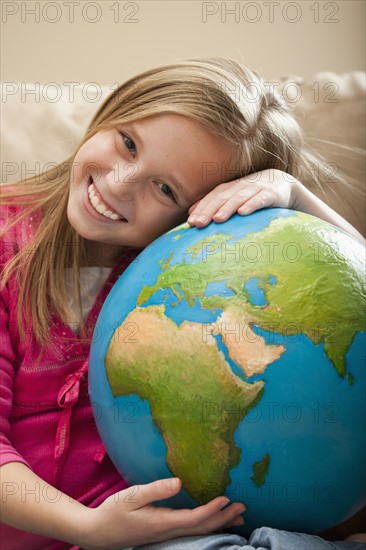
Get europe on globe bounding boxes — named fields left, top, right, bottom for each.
left=89, top=208, right=366, bottom=535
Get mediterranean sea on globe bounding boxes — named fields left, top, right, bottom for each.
left=89, top=208, right=366, bottom=535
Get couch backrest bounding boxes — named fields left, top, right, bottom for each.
left=1, top=72, right=365, bottom=234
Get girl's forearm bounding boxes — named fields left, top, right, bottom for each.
left=0, top=462, right=90, bottom=547
left=292, top=180, right=365, bottom=244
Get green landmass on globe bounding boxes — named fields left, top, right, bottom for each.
left=251, top=453, right=271, bottom=487
left=106, top=304, right=265, bottom=502
left=137, top=213, right=364, bottom=379
left=102, top=210, right=365, bottom=514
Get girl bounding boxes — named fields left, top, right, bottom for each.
left=0, top=58, right=364, bottom=550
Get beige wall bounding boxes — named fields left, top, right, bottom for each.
left=1, top=0, right=365, bottom=85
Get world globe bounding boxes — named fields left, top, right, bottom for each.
left=89, top=208, right=366, bottom=535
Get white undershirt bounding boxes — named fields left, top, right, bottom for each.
left=65, top=266, right=112, bottom=334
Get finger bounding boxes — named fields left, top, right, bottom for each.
left=187, top=195, right=233, bottom=227
left=188, top=201, right=200, bottom=216
left=187, top=189, right=236, bottom=227
left=197, top=502, right=246, bottom=533
left=223, top=512, right=245, bottom=529
left=165, top=502, right=246, bottom=541
left=166, top=495, right=231, bottom=526
left=237, top=189, right=275, bottom=215
left=188, top=180, right=265, bottom=227
left=153, top=496, right=229, bottom=530
left=127, top=478, right=182, bottom=509
left=212, top=189, right=260, bottom=223
left=161, top=498, right=246, bottom=534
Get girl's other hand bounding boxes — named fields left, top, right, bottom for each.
left=82, top=478, right=246, bottom=550
left=188, top=169, right=297, bottom=228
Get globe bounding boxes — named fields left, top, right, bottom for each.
left=89, top=208, right=366, bottom=535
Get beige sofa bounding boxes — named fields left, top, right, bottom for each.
left=1, top=73, right=365, bottom=539
left=1, top=72, right=365, bottom=235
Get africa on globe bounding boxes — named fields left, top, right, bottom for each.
left=89, top=208, right=366, bottom=535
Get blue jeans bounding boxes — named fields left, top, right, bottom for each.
left=132, top=527, right=366, bottom=549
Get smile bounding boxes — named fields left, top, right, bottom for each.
left=87, top=178, right=126, bottom=221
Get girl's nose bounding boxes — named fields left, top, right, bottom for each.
left=106, top=161, right=140, bottom=200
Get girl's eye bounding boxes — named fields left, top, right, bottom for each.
left=157, top=182, right=176, bottom=202
left=121, top=133, right=136, bottom=155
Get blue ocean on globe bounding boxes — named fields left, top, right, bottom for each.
left=89, top=208, right=366, bottom=535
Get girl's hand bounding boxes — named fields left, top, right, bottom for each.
left=188, top=169, right=297, bottom=228
left=82, top=478, right=246, bottom=550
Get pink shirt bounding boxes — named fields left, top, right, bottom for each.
left=0, top=205, right=139, bottom=549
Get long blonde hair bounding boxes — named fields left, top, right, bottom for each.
left=1, top=58, right=363, bottom=346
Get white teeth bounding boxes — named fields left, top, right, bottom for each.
left=96, top=204, right=107, bottom=214
left=87, top=183, right=122, bottom=221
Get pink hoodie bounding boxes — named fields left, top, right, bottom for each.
left=0, top=205, right=139, bottom=549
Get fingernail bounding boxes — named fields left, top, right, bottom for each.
left=234, top=517, right=245, bottom=526
left=168, top=477, right=180, bottom=490
left=189, top=214, right=207, bottom=224
left=220, top=496, right=230, bottom=508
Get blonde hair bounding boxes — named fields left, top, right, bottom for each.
left=1, top=57, right=363, bottom=346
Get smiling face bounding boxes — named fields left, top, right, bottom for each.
left=67, top=114, right=233, bottom=265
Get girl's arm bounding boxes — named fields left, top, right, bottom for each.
left=0, top=462, right=245, bottom=549
left=187, top=169, right=365, bottom=244
left=1, top=462, right=89, bottom=544
left=291, top=179, right=365, bottom=243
